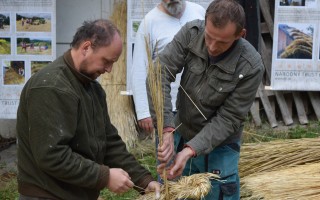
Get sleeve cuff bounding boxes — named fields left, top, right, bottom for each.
left=96, top=165, right=109, bottom=190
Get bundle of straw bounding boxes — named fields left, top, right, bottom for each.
left=239, top=137, right=320, bottom=178
left=241, top=162, right=320, bottom=200
left=100, top=0, right=138, bottom=148
left=137, top=173, right=221, bottom=200
left=145, top=36, right=169, bottom=199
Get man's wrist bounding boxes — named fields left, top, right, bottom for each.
left=183, top=144, right=196, bottom=157
left=163, top=127, right=175, bottom=134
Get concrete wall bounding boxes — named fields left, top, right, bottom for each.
left=0, top=0, right=114, bottom=138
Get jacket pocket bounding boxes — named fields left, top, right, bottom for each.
left=200, top=77, right=236, bottom=107
left=177, top=63, right=205, bottom=110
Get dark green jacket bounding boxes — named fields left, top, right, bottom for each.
left=155, top=20, right=264, bottom=156
left=17, top=50, right=154, bottom=200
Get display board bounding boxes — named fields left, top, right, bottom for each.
left=270, top=0, right=320, bottom=91
left=0, top=0, right=56, bottom=119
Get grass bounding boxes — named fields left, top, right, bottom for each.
left=0, top=120, right=319, bottom=199
left=0, top=178, right=19, bottom=200
left=242, top=118, right=320, bottom=143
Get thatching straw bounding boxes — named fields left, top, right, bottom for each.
left=239, top=138, right=320, bottom=178
left=137, top=173, right=221, bottom=200
left=100, top=0, right=138, bottom=148
left=280, top=29, right=313, bottom=59
left=145, top=36, right=169, bottom=199
left=241, top=162, right=320, bottom=200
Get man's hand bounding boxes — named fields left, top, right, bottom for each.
left=138, top=117, right=154, bottom=133
left=157, top=131, right=174, bottom=163
left=106, top=168, right=134, bottom=194
left=145, top=181, right=161, bottom=199
left=166, top=147, right=194, bottom=180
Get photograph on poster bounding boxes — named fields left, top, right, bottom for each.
left=0, top=37, right=11, bottom=54
left=2, top=60, right=25, bottom=85
left=16, top=13, right=51, bottom=32
left=17, top=37, right=52, bottom=55
left=31, top=61, right=51, bottom=75
left=277, top=23, right=313, bottom=59
left=0, top=13, right=10, bottom=32
left=279, top=0, right=306, bottom=6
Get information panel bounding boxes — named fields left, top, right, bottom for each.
left=0, top=0, right=56, bottom=118
left=271, top=0, right=320, bottom=91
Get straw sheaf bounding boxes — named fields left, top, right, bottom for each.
left=137, top=173, right=221, bottom=200
left=241, top=162, right=320, bottom=200
left=146, top=37, right=169, bottom=198
left=280, top=31, right=313, bottom=59
left=100, top=0, right=138, bottom=148
left=239, top=138, right=320, bottom=178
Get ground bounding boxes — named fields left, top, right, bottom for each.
left=0, top=143, right=17, bottom=189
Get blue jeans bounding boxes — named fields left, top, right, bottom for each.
left=174, top=132, right=240, bottom=200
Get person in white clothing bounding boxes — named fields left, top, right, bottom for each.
left=131, top=0, right=205, bottom=134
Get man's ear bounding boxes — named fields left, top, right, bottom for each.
left=239, top=28, right=247, bottom=39
left=81, top=41, right=92, bottom=51
left=80, top=41, right=91, bottom=56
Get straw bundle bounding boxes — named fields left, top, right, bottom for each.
left=137, top=173, right=221, bottom=200
left=241, top=162, right=320, bottom=200
left=280, top=29, right=313, bottom=59
left=239, top=138, right=320, bottom=178
left=145, top=38, right=169, bottom=198
left=100, top=0, right=138, bottom=148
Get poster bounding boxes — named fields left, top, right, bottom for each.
left=0, top=0, right=56, bottom=119
left=271, top=0, right=320, bottom=91
left=125, top=0, right=211, bottom=94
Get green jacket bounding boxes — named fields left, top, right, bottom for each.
left=156, top=20, right=264, bottom=156
left=17, top=50, right=154, bottom=200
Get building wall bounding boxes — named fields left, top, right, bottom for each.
left=0, top=0, right=114, bottom=138
left=56, top=0, right=114, bottom=57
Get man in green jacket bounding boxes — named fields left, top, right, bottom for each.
left=16, top=19, right=160, bottom=200
left=151, top=0, right=264, bottom=199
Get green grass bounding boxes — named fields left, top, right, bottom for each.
left=0, top=178, right=19, bottom=200
left=242, top=119, right=320, bottom=143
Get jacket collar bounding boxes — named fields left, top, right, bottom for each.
left=188, top=23, right=244, bottom=74
left=63, top=49, right=93, bottom=85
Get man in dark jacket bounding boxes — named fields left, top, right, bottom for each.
left=16, top=19, right=160, bottom=200
left=151, top=0, right=264, bottom=199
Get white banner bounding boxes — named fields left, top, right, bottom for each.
left=270, top=0, right=320, bottom=91
left=125, top=0, right=211, bottom=94
left=0, top=0, right=56, bottom=119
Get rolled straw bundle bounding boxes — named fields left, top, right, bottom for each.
left=137, top=173, right=221, bottom=200
left=239, top=137, right=320, bottom=178
left=241, top=162, right=320, bottom=200
left=100, top=0, right=138, bottom=148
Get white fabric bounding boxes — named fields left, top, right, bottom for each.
left=131, top=1, right=205, bottom=120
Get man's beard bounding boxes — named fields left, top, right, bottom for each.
left=161, top=0, right=185, bottom=16
left=78, top=59, right=98, bottom=80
